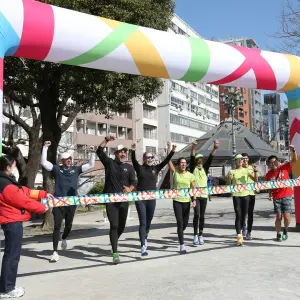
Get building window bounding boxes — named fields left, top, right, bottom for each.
left=76, top=119, right=85, bottom=134
left=127, top=128, right=133, bottom=140
left=76, top=144, right=88, bottom=159
left=143, top=125, right=157, bottom=140
left=171, top=132, right=195, bottom=144
left=118, top=126, right=127, bottom=139
left=109, top=125, right=117, bottom=137
left=98, top=123, right=107, bottom=136
left=86, top=121, right=96, bottom=135
left=145, top=146, right=156, bottom=154
left=170, top=114, right=214, bottom=132
left=143, top=105, right=157, bottom=120
left=191, top=91, right=197, bottom=99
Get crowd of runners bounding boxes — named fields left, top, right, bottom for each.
left=0, top=135, right=297, bottom=298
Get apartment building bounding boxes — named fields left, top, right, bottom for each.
left=218, top=37, right=263, bottom=134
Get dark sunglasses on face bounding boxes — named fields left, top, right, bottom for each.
left=144, top=156, right=154, bottom=159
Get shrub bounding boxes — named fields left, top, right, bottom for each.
left=88, top=182, right=104, bottom=195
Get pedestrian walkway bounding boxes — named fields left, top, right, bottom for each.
left=3, top=194, right=300, bottom=300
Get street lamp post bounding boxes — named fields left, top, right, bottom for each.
left=220, top=86, right=244, bottom=169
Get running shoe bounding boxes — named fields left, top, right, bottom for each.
left=179, top=244, right=187, bottom=254
left=113, top=253, right=120, bottom=264
left=61, top=239, right=67, bottom=250
left=199, top=235, right=204, bottom=245
left=50, top=251, right=59, bottom=263
left=193, top=235, right=199, bottom=246
left=242, top=226, right=247, bottom=238
left=246, top=232, right=252, bottom=240
left=141, top=245, right=148, bottom=257
left=276, top=233, right=282, bottom=242
left=237, top=234, right=243, bottom=246
left=0, top=286, right=25, bottom=298
left=282, top=229, right=288, bottom=241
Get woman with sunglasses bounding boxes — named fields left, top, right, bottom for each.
left=168, top=146, right=196, bottom=254
left=131, top=141, right=175, bottom=256
left=226, top=154, right=258, bottom=246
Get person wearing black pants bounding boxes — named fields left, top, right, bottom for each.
left=131, top=141, right=175, bottom=256
left=168, top=146, right=196, bottom=254
left=227, top=154, right=258, bottom=246
left=233, top=196, right=250, bottom=235
left=0, top=155, right=49, bottom=298
left=97, top=135, right=136, bottom=264
left=190, top=140, right=219, bottom=246
left=241, top=153, right=259, bottom=240
left=41, top=141, right=95, bottom=263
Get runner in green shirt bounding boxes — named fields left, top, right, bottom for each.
left=190, top=140, right=219, bottom=246
left=168, top=143, right=196, bottom=254
left=226, top=154, right=258, bottom=246
left=241, top=153, right=259, bottom=240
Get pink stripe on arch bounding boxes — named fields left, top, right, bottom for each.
left=14, top=0, right=54, bottom=61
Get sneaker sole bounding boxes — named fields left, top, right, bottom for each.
left=141, top=252, right=148, bottom=257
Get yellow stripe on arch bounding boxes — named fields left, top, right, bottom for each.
left=99, top=17, right=122, bottom=29
left=100, top=17, right=169, bottom=78
left=125, top=30, right=169, bottom=78
left=279, top=54, right=300, bottom=92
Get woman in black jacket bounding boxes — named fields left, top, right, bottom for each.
left=131, top=141, right=175, bottom=256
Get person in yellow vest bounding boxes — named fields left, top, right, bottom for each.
left=241, top=153, right=260, bottom=240
left=168, top=143, right=196, bottom=254
left=190, top=140, right=219, bottom=246
left=226, top=154, right=258, bottom=246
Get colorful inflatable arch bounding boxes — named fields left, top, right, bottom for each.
left=1, top=0, right=300, bottom=223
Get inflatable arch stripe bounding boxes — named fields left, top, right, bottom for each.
left=0, top=0, right=300, bottom=221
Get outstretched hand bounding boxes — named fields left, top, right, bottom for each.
left=131, top=142, right=136, bottom=150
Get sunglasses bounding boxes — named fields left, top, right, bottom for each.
left=144, top=156, right=154, bottom=159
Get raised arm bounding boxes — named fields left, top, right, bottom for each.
left=290, top=145, right=298, bottom=166
left=41, top=141, right=54, bottom=171
left=167, top=142, right=176, bottom=173
left=226, top=171, right=233, bottom=185
left=190, top=141, right=197, bottom=173
left=131, top=142, right=142, bottom=174
left=248, top=164, right=259, bottom=182
left=96, top=135, right=115, bottom=167
left=81, top=146, right=96, bottom=172
left=203, top=140, right=219, bottom=174
left=156, top=142, right=175, bottom=172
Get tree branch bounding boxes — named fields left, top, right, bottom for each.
left=61, top=109, right=79, bottom=133
left=3, top=110, right=32, bottom=135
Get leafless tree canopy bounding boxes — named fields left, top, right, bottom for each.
left=274, top=0, right=300, bottom=55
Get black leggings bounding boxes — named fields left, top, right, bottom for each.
left=106, top=202, right=129, bottom=253
left=247, top=195, right=256, bottom=233
left=233, top=196, right=249, bottom=234
left=52, top=206, right=77, bottom=251
left=135, top=200, right=156, bottom=247
left=193, top=197, right=208, bottom=235
left=173, top=200, right=190, bottom=245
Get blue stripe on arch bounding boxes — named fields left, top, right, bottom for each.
left=0, top=11, right=21, bottom=57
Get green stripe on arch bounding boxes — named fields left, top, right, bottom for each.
left=180, top=37, right=210, bottom=82
left=61, top=23, right=139, bottom=66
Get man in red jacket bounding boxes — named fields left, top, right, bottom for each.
left=265, top=145, right=298, bottom=241
left=0, top=155, right=50, bottom=299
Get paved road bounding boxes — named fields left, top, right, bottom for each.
left=3, top=194, right=300, bottom=300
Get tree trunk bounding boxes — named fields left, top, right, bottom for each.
left=39, top=81, right=62, bottom=231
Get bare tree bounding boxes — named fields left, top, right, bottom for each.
left=273, top=0, right=300, bottom=55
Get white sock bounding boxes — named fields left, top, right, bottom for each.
left=180, top=244, right=185, bottom=251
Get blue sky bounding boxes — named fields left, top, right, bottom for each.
left=174, top=0, right=288, bottom=105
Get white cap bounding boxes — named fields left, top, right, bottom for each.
left=115, top=145, right=128, bottom=152
left=60, top=152, right=72, bottom=160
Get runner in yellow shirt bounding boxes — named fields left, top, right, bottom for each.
left=226, top=154, right=258, bottom=246
left=168, top=142, right=196, bottom=254
left=241, top=153, right=259, bottom=240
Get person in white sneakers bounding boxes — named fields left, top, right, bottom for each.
left=41, top=141, right=95, bottom=262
